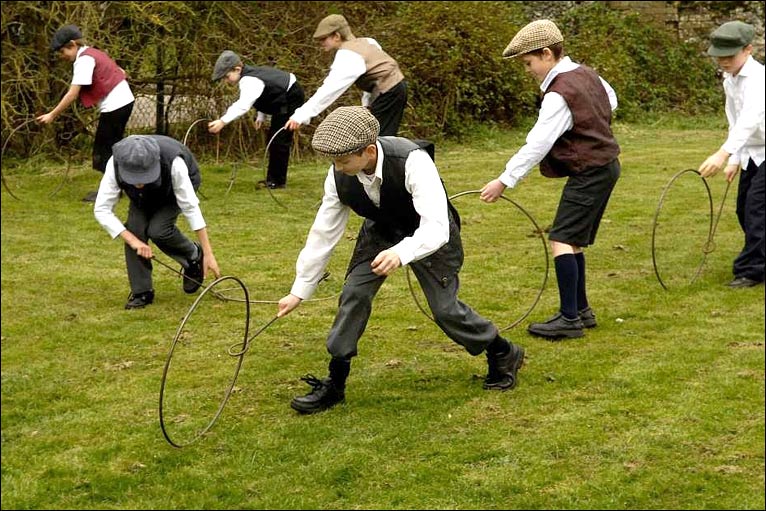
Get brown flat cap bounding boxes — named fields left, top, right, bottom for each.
left=502, top=19, right=563, bottom=59
left=312, top=106, right=380, bottom=157
left=313, top=14, right=351, bottom=39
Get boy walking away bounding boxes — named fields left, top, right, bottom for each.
left=277, top=106, right=524, bottom=415
left=208, top=50, right=305, bottom=189
left=285, top=14, right=407, bottom=137
left=699, top=21, right=765, bottom=288
left=480, top=20, right=621, bottom=341
left=37, top=25, right=135, bottom=203
left=94, top=135, right=221, bottom=309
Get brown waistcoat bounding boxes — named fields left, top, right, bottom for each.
left=340, top=38, right=404, bottom=95
left=539, top=65, right=620, bottom=178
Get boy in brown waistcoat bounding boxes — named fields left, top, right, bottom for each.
left=285, top=14, right=407, bottom=137
left=480, top=19, right=621, bottom=340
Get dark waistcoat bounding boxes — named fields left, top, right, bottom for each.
left=241, top=65, right=292, bottom=115
left=115, top=135, right=200, bottom=213
left=335, top=137, right=463, bottom=286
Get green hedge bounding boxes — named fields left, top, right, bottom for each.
left=1, top=1, right=725, bottom=159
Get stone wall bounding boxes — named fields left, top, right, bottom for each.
left=519, top=1, right=765, bottom=62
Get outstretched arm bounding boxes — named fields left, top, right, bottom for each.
left=37, top=84, right=81, bottom=124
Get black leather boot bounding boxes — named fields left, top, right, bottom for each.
left=290, top=358, right=350, bottom=414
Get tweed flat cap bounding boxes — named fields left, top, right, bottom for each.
left=707, top=21, right=755, bottom=57
left=313, top=14, right=350, bottom=39
left=51, top=24, right=82, bottom=51
left=112, top=135, right=161, bottom=185
left=502, top=19, right=563, bottom=59
left=312, top=106, right=380, bottom=157
left=212, top=50, right=241, bottom=81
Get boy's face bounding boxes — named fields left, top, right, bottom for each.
left=224, top=66, right=242, bottom=84
left=715, top=45, right=752, bottom=76
left=332, top=144, right=377, bottom=176
left=317, top=32, right=342, bottom=52
left=520, top=49, right=557, bottom=83
left=56, top=42, right=78, bottom=62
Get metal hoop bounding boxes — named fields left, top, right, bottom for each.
left=159, top=275, right=250, bottom=448
left=406, top=190, right=549, bottom=331
left=651, top=169, right=713, bottom=290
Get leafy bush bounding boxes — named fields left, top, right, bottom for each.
left=0, top=1, right=729, bottom=160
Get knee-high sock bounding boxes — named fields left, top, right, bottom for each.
left=574, top=252, right=589, bottom=311
left=554, top=254, right=579, bottom=320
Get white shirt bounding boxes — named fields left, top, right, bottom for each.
left=72, top=46, right=134, bottom=113
left=94, top=156, right=206, bottom=239
left=290, top=142, right=450, bottom=299
left=499, top=57, right=618, bottom=189
left=721, top=56, right=765, bottom=168
left=290, top=38, right=381, bottom=125
left=220, top=73, right=298, bottom=125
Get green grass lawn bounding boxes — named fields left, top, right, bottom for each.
left=2, top=118, right=764, bottom=509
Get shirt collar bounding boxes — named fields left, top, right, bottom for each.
left=540, top=56, right=577, bottom=93
left=724, top=56, right=758, bottom=81
left=355, top=141, right=384, bottom=184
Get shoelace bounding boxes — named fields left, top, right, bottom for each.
left=300, top=374, right=325, bottom=390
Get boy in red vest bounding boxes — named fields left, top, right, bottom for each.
left=37, top=25, right=135, bottom=202
left=480, top=20, right=621, bottom=341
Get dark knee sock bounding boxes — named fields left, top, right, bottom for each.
left=554, top=253, right=579, bottom=320
left=574, top=252, right=589, bottom=311
left=486, top=335, right=511, bottom=356
left=328, top=357, right=351, bottom=388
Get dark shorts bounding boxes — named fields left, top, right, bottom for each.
left=548, top=159, right=621, bottom=247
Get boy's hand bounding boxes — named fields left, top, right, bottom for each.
left=480, top=179, right=506, bottom=203
left=723, top=164, right=740, bottom=183
left=284, top=119, right=301, bottom=131
left=36, top=112, right=56, bottom=125
left=698, top=149, right=729, bottom=178
left=371, top=249, right=401, bottom=276
left=277, top=294, right=302, bottom=317
left=207, top=119, right=225, bottom=134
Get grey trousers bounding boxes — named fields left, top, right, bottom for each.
left=325, top=259, right=499, bottom=360
left=124, top=202, right=198, bottom=294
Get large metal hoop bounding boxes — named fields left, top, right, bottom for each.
left=159, top=275, right=250, bottom=448
left=406, top=190, right=549, bottom=331
left=651, top=169, right=713, bottom=290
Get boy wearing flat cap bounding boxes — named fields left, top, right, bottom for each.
left=209, top=50, right=305, bottom=189
left=37, top=25, right=135, bottom=202
left=699, top=21, right=765, bottom=288
left=285, top=14, right=407, bottom=137
left=94, top=135, right=221, bottom=309
left=480, top=19, right=621, bottom=341
left=277, top=106, right=524, bottom=414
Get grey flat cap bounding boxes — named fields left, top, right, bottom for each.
left=707, top=21, right=755, bottom=57
left=502, top=19, right=563, bottom=59
left=113, top=135, right=161, bottom=185
left=312, top=106, right=380, bottom=157
left=51, top=24, right=82, bottom=51
left=313, top=14, right=351, bottom=39
left=212, top=50, right=241, bottom=81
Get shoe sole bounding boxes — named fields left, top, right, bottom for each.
left=581, top=320, right=597, bottom=329
left=483, top=346, right=525, bottom=391
left=290, top=398, right=344, bottom=414
left=527, top=326, right=584, bottom=340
